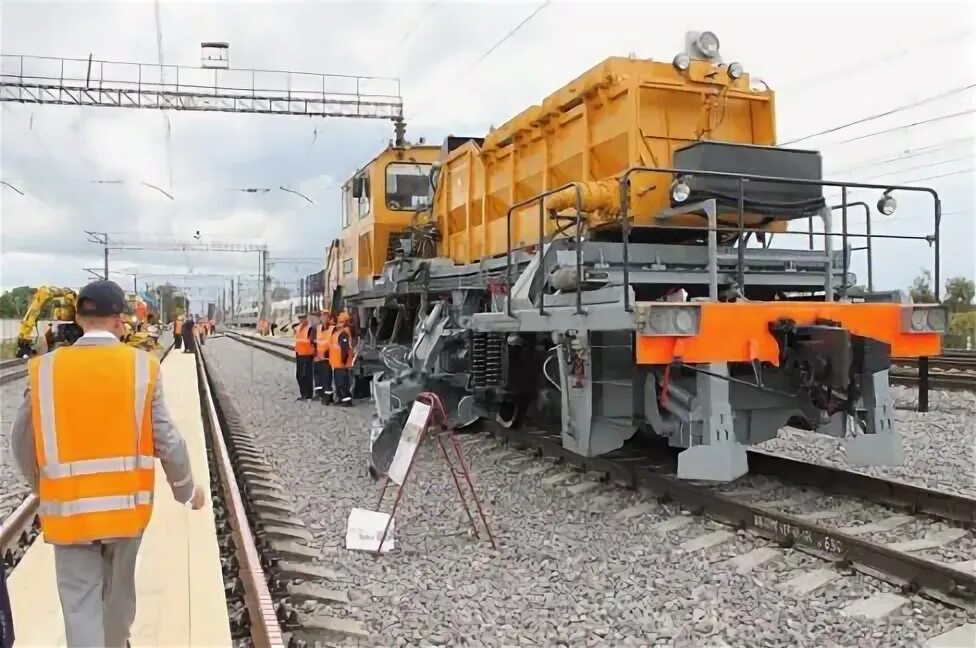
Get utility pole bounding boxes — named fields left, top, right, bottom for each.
left=261, top=248, right=270, bottom=321
left=85, top=231, right=109, bottom=278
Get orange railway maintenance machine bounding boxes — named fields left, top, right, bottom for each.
left=337, top=30, right=944, bottom=482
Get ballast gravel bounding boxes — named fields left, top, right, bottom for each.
left=1, top=375, right=30, bottom=518
left=203, top=338, right=973, bottom=647
left=759, top=388, right=976, bottom=498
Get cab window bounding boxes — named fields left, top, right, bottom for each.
left=385, top=162, right=432, bottom=211
left=351, top=172, right=371, bottom=220
left=341, top=185, right=352, bottom=229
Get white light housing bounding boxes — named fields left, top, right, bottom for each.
left=727, top=62, right=744, bottom=79
left=671, top=178, right=691, bottom=203
left=673, top=53, right=691, bottom=71
left=877, top=194, right=897, bottom=216
left=926, top=306, right=948, bottom=332
left=911, top=308, right=928, bottom=331
left=697, top=31, right=720, bottom=58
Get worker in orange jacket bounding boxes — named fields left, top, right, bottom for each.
left=9, top=280, right=206, bottom=647
left=314, top=311, right=335, bottom=404
left=293, top=313, right=316, bottom=400
left=330, top=311, right=354, bottom=406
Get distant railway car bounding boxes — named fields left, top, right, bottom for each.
left=328, top=31, right=946, bottom=482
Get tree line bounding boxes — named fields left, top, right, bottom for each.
left=909, top=271, right=975, bottom=348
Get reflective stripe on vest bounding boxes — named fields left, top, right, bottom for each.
left=30, top=346, right=158, bottom=544
left=38, top=491, right=153, bottom=517
left=294, top=323, right=314, bottom=356
left=315, top=325, right=333, bottom=360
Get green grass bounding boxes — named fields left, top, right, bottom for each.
left=0, top=339, right=19, bottom=360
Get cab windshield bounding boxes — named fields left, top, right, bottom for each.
left=385, top=162, right=432, bottom=211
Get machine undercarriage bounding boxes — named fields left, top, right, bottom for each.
left=365, top=230, right=917, bottom=482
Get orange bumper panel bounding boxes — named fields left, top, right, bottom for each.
left=635, top=302, right=942, bottom=366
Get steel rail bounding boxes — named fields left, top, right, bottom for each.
left=195, top=346, right=286, bottom=647
left=489, top=425, right=976, bottom=609
left=745, top=450, right=976, bottom=525
left=0, top=494, right=38, bottom=565
left=0, top=368, right=28, bottom=385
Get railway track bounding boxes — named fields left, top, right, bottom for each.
left=0, top=358, right=27, bottom=386
left=892, top=351, right=976, bottom=391
left=224, top=329, right=976, bottom=610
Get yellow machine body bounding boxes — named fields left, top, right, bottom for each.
left=336, top=144, right=441, bottom=289
left=429, top=56, right=776, bottom=263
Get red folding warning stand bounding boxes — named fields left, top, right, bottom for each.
left=374, top=391, right=497, bottom=555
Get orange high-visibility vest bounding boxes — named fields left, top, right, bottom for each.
left=329, top=326, right=354, bottom=369
left=28, top=345, right=159, bottom=545
left=315, top=325, right=334, bottom=362
left=294, top=322, right=314, bottom=356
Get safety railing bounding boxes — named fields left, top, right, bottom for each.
left=500, top=169, right=941, bottom=319
left=504, top=183, right=585, bottom=317
left=617, top=167, right=942, bottom=313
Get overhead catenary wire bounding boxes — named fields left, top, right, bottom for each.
left=826, top=135, right=976, bottom=176
left=780, top=82, right=976, bottom=145
left=407, top=0, right=551, bottom=121
left=836, top=109, right=976, bottom=145
left=775, top=29, right=975, bottom=94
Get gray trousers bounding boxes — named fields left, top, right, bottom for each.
left=53, top=537, right=141, bottom=648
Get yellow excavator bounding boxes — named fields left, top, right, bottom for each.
left=16, top=286, right=157, bottom=358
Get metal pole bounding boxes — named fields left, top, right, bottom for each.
left=262, top=249, right=270, bottom=321
left=103, top=242, right=109, bottom=279
left=841, top=187, right=849, bottom=299
left=918, top=356, right=929, bottom=413
left=737, top=178, right=746, bottom=294
left=865, top=205, right=874, bottom=292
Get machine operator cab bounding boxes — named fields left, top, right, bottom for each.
left=338, top=143, right=440, bottom=299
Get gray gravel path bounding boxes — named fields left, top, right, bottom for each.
left=759, top=389, right=976, bottom=498
left=204, top=338, right=973, bottom=647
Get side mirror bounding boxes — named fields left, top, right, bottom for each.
left=352, top=177, right=363, bottom=199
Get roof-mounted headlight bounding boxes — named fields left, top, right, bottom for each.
left=673, top=53, right=691, bottom=71
left=697, top=31, right=720, bottom=58
left=727, top=61, right=744, bottom=79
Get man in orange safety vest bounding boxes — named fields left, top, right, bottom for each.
left=314, top=311, right=335, bottom=404
left=9, top=280, right=206, bottom=647
left=329, top=311, right=355, bottom=406
left=293, top=313, right=316, bottom=400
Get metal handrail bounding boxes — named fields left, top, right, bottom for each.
left=618, top=166, right=942, bottom=311
left=829, top=201, right=872, bottom=292
left=504, top=183, right=585, bottom=317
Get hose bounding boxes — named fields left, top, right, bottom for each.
left=542, top=353, right=561, bottom=392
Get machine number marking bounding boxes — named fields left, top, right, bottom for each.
left=754, top=514, right=845, bottom=554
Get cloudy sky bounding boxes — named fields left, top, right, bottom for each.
left=1, top=0, right=974, bottom=311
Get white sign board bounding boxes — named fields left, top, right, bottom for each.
left=345, top=507, right=395, bottom=553
left=386, top=401, right=432, bottom=485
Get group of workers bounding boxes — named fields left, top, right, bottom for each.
left=172, top=314, right=216, bottom=354
left=292, top=310, right=355, bottom=405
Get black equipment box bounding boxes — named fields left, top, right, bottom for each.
left=672, top=142, right=824, bottom=215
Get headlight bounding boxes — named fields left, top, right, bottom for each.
left=697, top=31, right=720, bottom=58
left=926, top=307, right=948, bottom=332
left=727, top=62, right=744, bottom=79
left=671, top=177, right=691, bottom=203
left=877, top=194, right=897, bottom=216
left=643, top=305, right=701, bottom=336
left=910, top=308, right=928, bottom=331
left=673, top=53, right=691, bottom=71
left=846, top=272, right=857, bottom=287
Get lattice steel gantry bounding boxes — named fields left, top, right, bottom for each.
left=0, top=52, right=406, bottom=139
